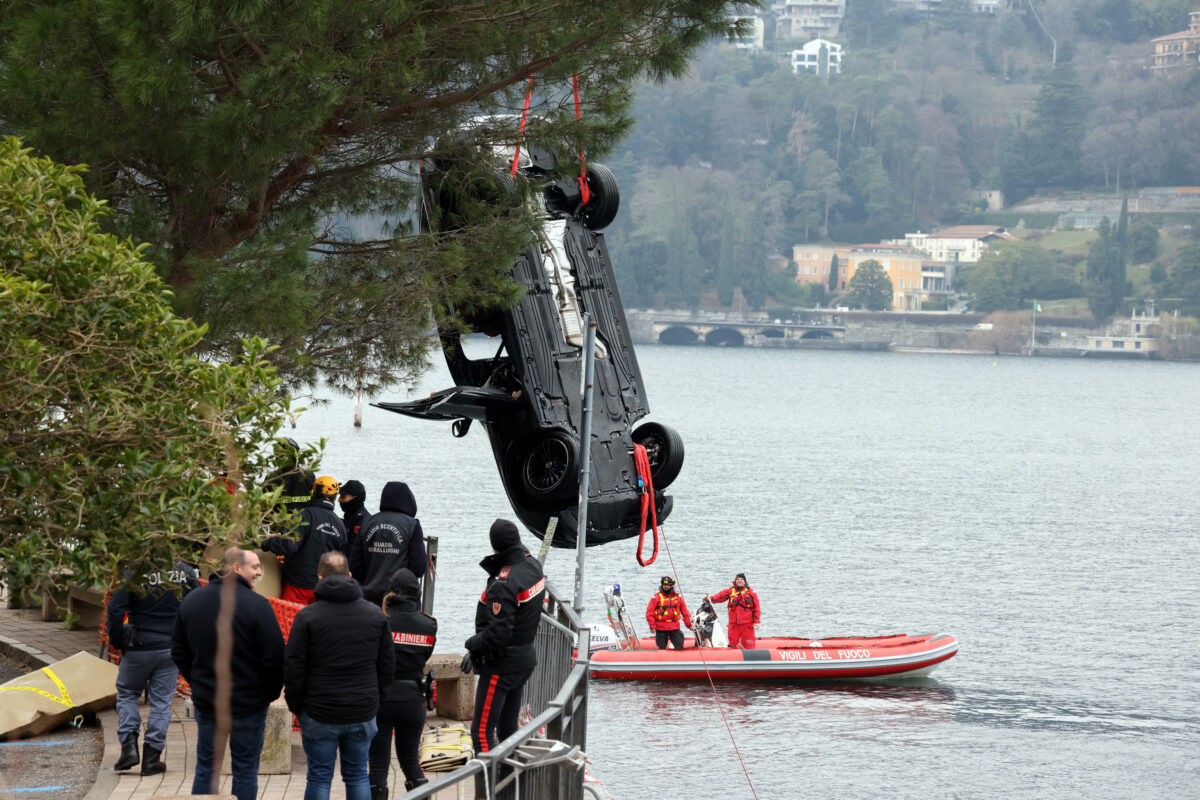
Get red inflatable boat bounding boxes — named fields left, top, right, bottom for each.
left=588, top=633, right=958, bottom=681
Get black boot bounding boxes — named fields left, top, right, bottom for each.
left=404, top=778, right=428, bottom=791
left=140, top=744, right=166, bottom=775
left=370, top=785, right=388, bottom=800
left=114, top=734, right=139, bottom=771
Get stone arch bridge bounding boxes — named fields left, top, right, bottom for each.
left=650, top=318, right=846, bottom=347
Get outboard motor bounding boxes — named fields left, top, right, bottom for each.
left=693, top=597, right=727, bottom=648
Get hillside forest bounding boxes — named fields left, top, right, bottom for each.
left=602, top=0, right=1200, bottom=320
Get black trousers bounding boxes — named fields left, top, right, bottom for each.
left=655, top=629, right=686, bottom=650
left=470, top=667, right=534, bottom=755
left=368, top=683, right=427, bottom=786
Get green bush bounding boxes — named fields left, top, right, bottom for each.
left=0, top=138, right=295, bottom=593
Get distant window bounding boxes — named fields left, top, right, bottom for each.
left=1135, top=341, right=1142, bottom=349
left=1113, top=340, right=1125, bottom=349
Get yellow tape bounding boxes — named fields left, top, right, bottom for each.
left=0, top=667, right=82, bottom=725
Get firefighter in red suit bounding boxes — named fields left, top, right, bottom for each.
left=708, top=573, right=761, bottom=649
left=645, top=576, right=692, bottom=650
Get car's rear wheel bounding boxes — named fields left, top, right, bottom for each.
left=517, top=430, right=578, bottom=505
left=582, top=163, right=620, bottom=230
left=632, top=422, right=685, bottom=489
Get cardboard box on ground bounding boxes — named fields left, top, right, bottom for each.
left=0, top=652, right=119, bottom=740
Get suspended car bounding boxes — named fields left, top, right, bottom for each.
left=375, top=121, right=683, bottom=548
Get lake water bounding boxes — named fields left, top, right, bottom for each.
left=290, top=345, right=1200, bottom=799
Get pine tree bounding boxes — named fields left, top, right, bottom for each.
left=828, top=254, right=841, bottom=292
left=845, top=259, right=893, bottom=311
left=1086, top=220, right=1124, bottom=320
left=0, top=1, right=743, bottom=391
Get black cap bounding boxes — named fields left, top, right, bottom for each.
left=340, top=479, right=366, bottom=500
left=735, top=572, right=748, bottom=585
left=389, top=568, right=420, bottom=597
left=489, top=518, right=522, bottom=551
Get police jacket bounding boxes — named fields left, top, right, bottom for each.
left=171, top=574, right=285, bottom=716
left=283, top=575, right=394, bottom=724
left=383, top=598, right=437, bottom=700
left=645, top=589, right=692, bottom=632
left=350, top=482, right=427, bottom=603
left=465, top=545, right=546, bottom=673
left=263, top=498, right=347, bottom=590
left=106, top=561, right=199, bottom=651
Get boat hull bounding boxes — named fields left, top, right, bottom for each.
left=588, top=633, right=958, bottom=681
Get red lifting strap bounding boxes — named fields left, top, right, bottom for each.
left=572, top=73, right=590, bottom=206
left=511, top=74, right=536, bottom=177
left=634, top=443, right=659, bottom=566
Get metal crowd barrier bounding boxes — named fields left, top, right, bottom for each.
left=406, top=581, right=591, bottom=799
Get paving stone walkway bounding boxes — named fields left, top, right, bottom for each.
left=0, top=603, right=469, bottom=800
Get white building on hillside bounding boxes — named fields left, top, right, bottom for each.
left=791, top=38, right=843, bottom=75
left=774, top=0, right=846, bottom=40
left=892, top=225, right=1016, bottom=264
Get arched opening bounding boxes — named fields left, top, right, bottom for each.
left=800, top=329, right=836, bottom=340
left=759, top=327, right=785, bottom=339
left=659, top=326, right=699, bottom=346
left=704, top=327, right=745, bottom=347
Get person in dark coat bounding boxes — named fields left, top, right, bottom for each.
left=338, top=479, right=370, bottom=557
left=350, top=481, right=427, bottom=605
left=285, top=552, right=394, bottom=800
left=264, top=475, right=347, bottom=605
left=107, top=560, right=199, bottom=774
left=368, top=568, right=437, bottom=799
left=464, top=519, right=546, bottom=758
left=171, top=549, right=285, bottom=800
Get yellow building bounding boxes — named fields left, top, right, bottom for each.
left=845, top=244, right=926, bottom=310
left=1151, top=11, right=1200, bottom=74
left=792, top=245, right=852, bottom=288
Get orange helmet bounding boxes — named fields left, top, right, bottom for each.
left=312, top=475, right=340, bottom=498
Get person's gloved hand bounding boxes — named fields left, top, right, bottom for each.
left=460, top=652, right=474, bottom=674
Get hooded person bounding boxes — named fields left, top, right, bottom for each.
left=349, top=481, right=427, bottom=605
left=645, top=575, right=692, bottom=651
left=707, top=572, right=761, bottom=649
left=367, top=568, right=437, bottom=798
left=263, top=475, right=348, bottom=605
left=338, top=480, right=369, bottom=556
left=264, top=437, right=316, bottom=513
left=464, top=519, right=546, bottom=767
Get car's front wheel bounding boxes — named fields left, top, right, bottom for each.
left=632, top=422, right=685, bottom=489
left=582, top=163, right=620, bottom=230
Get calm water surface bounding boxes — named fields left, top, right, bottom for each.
left=291, top=346, right=1200, bottom=799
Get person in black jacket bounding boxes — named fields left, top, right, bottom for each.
left=107, top=560, right=199, bottom=774
left=368, top=568, right=436, bottom=799
left=264, top=437, right=316, bottom=513
left=350, top=481, right=427, bottom=605
left=464, top=519, right=546, bottom=757
left=264, top=475, right=347, bottom=605
left=171, top=549, right=285, bottom=800
left=338, top=479, right=370, bottom=557
left=285, top=551, right=394, bottom=800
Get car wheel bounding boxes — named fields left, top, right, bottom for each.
left=519, top=430, right=578, bottom=502
left=632, top=422, right=685, bottom=489
left=582, top=163, right=620, bottom=230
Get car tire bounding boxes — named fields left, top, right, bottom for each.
left=632, top=422, right=685, bottom=489
left=582, top=163, right=620, bottom=230
left=516, top=429, right=578, bottom=506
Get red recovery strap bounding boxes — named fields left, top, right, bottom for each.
left=511, top=74, right=536, bottom=177
left=634, top=443, right=659, bottom=566
left=573, top=73, right=590, bottom=206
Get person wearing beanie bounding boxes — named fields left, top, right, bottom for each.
left=645, top=575, right=692, bottom=650
left=464, top=518, right=546, bottom=764
left=349, top=481, right=427, bottom=605
left=367, top=569, right=437, bottom=799
left=706, top=573, right=761, bottom=649
left=338, top=480, right=370, bottom=556
left=263, top=475, right=348, bottom=605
